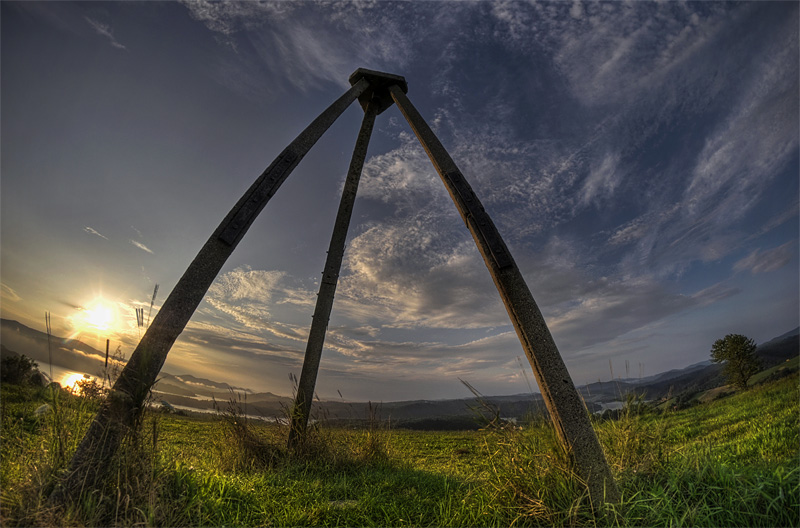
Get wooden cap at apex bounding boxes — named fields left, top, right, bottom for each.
left=349, top=68, right=408, bottom=115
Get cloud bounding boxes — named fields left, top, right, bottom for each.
left=161, top=1, right=797, bottom=396
left=446, top=136, right=588, bottom=241
left=651, top=37, right=797, bottom=273
left=557, top=5, right=800, bottom=279
left=205, top=268, right=284, bottom=328
left=358, top=132, right=446, bottom=210
left=320, top=326, right=523, bottom=381
left=180, top=320, right=300, bottom=362
left=512, top=240, right=740, bottom=353
left=180, top=1, right=427, bottom=97
left=579, top=151, right=622, bottom=207
left=607, top=205, right=680, bottom=248
left=337, top=214, right=507, bottom=330
left=191, top=255, right=518, bottom=384
left=495, top=1, right=730, bottom=109
left=84, top=226, right=109, bottom=240
left=1, top=283, right=22, bottom=302
left=204, top=266, right=314, bottom=335
left=685, top=42, right=798, bottom=220
left=734, top=243, right=796, bottom=275
left=178, top=0, right=294, bottom=36
left=84, top=16, right=127, bottom=50
left=210, top=267, right=285, bottom=303
left=332, top=222, right=745, bottom=360
left=129, top=240, right=154, bottom=254
left=691, top=282, right=741, bottom=306
left=546, top=278, right=696, bottom=351
left=481, top=2, right=796, bottom=262
left=359, top=121, right=591, bottom=245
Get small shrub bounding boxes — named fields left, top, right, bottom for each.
left=1, top=354, right=39, bottom=385
left=672, top=390, right=698, bottom=410
left=74, top=377, right=105, bottom=400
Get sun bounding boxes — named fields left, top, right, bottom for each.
left=85, top=301, right=113, bottom=330
left=78, top=297, right=118, bottom=333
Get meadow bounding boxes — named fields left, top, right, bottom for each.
left=1, top=373, right=797, bottom=527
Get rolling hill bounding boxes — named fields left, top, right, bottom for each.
left=2, top=318, right=797, bottom=427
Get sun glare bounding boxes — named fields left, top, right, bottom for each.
left=86, top=302, right=113, bottom=330
left=74, top=297, right=118, bottom=334
left=61, top=372, right=87, bottom=392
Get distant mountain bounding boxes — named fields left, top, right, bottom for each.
left=0, top=318, right=108, bottom=375
left=627, top=331, right=798, bottom=401
left=1, top=343, right=23, bottom=360
left=169, top=373, right=252, bottom=393
left=633, top=362, right=723, bottom=400
left=629, top=360, right=714, bottom=385
left=153, top=372, right=253, bottom=399
left=762, top=326, right=800, bottom=345
left=150, top=373, right=291, bottom=416
left=755, top=329, right=799, bottom=368
left=0, top=319, right=255, bottom=403
left=3, top=318, right=797, bottom=428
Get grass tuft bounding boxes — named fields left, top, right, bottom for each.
left=479, top=416, right=596, bottom=526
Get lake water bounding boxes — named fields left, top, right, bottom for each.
left=169, top=403, right=287, bottom=422
left=34, top=362, right=105, bottom=392
left=30, top=363, right=291, bottom=420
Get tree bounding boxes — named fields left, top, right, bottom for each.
left=710, top=334, right=762, bottom=390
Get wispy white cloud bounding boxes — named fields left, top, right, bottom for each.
left=579, top=151, right=622, bottom=207
left=84, top=16, right=127, bottom=50
left=180, top=1, right=424, bottom=96
left=628, top=24, right=798, bottom=275
left=205, top=267, right=283, bottom=328
left=337, top=214, right=505, bottom=330
left=210, top=267, right=284, bottom=303
left=495, top=1, right=729, bottom=109
left=501, top=1, right=800, bottom=279
left=359, top=131, right=449, bottom=210
left=319, top=326, right=523, bottom=384
left=181, top=320, right=301, bottom=361
left=178, top=0, right=294, bottom=36
left=204, top=266, right=314, bottom=339
left=546, top=278, right=696, bottom=351
left=734, top=243, right=796, bottom=275
left=691, top=282, right=741, bottom=307
left=1, top=283, right=22, bottom=302
left=607, top=205, right=680, bottom=248
left=685, top=41, right=798, bottom=219
left=84, top=226, right=109, bottom=240
left=129, top=240, right=154, bottom=254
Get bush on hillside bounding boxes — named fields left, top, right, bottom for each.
left=1, top=354, right=39, bottom=385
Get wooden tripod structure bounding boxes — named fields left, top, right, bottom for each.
left=53, top=69, right=619, bottom=508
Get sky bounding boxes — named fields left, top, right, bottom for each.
left=1, top=1, right=798, bottom=402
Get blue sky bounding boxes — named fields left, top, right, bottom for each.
left=2, top=1, right=797, bottom=401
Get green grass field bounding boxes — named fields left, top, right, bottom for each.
left=1, top=375, right=797, bottom=526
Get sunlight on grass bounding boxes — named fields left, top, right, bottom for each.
left=1, top=375, right=797, bottom=526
